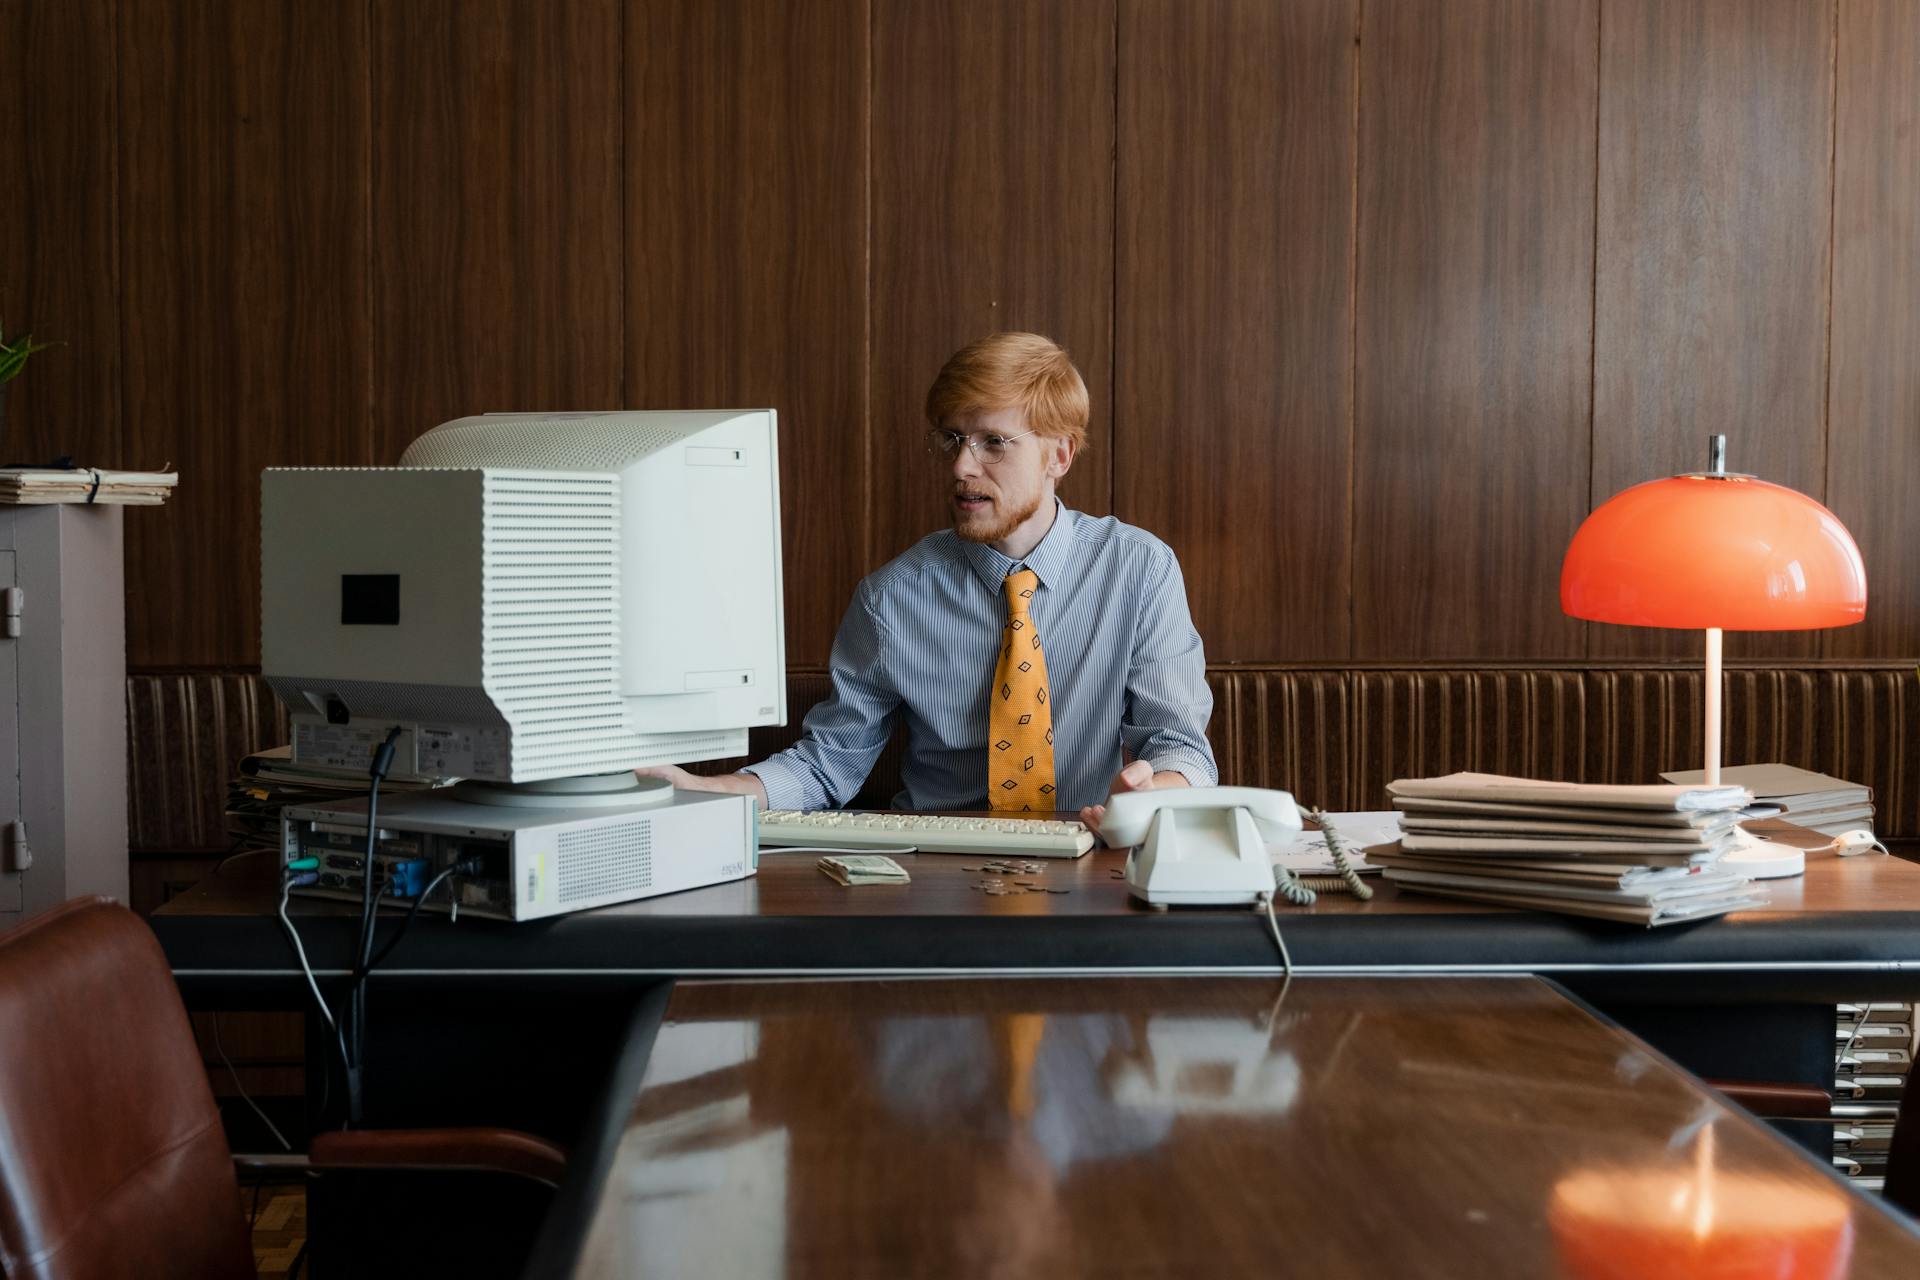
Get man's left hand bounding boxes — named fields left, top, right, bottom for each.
left=1079, top=761, right=1189, bottom=843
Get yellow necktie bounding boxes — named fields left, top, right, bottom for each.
left=999, top=1012, right=1046, bottom=1120
left=990, top=568, right=1056, bottom=810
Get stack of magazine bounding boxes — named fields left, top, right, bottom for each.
left=0, top=466, right=178, bottom=505
left=1662, top=763, right=1874, bottom=837
left=225, top=745, right=446, bottom=848
left=1372, top=772, right=1769, bottom=926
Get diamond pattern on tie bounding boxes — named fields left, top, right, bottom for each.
left=988, top=568, right=1056, bottom=811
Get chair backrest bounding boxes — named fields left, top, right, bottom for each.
left=1888, top=1098, right=1920, bottom=1218
left=0, top=898, right=254, bottom=1280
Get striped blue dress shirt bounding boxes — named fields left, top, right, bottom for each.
left=745, top=501, right=1218, bottom=811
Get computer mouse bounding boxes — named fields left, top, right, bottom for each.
left=1828, top=829, right=1888, bottom=857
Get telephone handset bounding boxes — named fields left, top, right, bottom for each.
left=1101, top=787, right=1303, bottom=849
left=1104, top=786, right=1308, bottom=908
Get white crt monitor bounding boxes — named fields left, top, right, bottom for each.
left=260, top=411, right=786, bottom=783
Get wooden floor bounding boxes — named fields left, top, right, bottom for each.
left=246, top=1187, right=306, bottom=1279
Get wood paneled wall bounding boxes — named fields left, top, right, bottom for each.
left=2, top=0, right=1915, bottom=671
left=1593, top=0, right=1836, bottom=661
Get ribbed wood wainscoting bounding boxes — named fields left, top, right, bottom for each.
left=127, top=663, right=1918, bottom=857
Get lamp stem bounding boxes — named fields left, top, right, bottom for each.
left=1703, top=627, right=1723, bottom=786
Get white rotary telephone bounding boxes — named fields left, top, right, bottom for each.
left=1101, top=786, right=1308, bottom=908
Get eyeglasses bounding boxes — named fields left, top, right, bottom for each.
left=924, top=427, right=1038, bottom=465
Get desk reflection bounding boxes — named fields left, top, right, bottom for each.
left=565, top=978, right=1920, bottom=1280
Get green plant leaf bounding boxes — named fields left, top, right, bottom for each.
left=0, top=320, right=59, bottom=384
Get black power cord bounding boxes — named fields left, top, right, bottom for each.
left=343, top=726, right=403, bottom=1127
left=366, top=856, right=484, bottom=973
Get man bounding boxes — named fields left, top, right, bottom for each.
left=641, top=332, right=1217, bottom=827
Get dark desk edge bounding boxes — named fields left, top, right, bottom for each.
left=521, top=980, right=674, bottom=1280
left=152, top=909, right=1920, bottom=1005
left=1541, top=975, right=1920, bottom=1245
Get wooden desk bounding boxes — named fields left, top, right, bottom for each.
left=149, top=827, right=1917, bottom=1172
left=529, top=976, right=1920, bottom=1279
left=153, top=821, right=1920, bottom=1003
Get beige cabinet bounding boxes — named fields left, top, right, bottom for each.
left=0, top=505, right=128, bottom=930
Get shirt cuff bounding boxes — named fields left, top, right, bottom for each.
left=1144, top=747, right=1218, bottom=789
left=740, top=756, right=825, bottom=812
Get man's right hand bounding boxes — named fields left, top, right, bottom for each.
left=635, top=765, right=769, bottom=808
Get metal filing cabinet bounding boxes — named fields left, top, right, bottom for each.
left=0, top=505, right=128, bottom=930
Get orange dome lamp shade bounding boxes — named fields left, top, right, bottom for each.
left=1561, top=436, right=1865, bottom=789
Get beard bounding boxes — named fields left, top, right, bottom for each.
left=951, top=486, right=1045, bottom=545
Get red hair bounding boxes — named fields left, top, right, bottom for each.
left=924, top=332, right=1089, bottom=450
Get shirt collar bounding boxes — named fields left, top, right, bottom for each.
left=961, top=498, right=1076, bottom=595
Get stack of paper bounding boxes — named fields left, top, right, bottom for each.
left=224, top=746, right=447, bottom=847
left=1662, top=763, right=1874, bottom=837
left=1833, top=1000, right=1913, bottom=1188
left=816, top=854, right=911, bottom=886
left=1375, top=773, right=1768, bottom=926
left=0, top=467, right=178, bottom=505
left=1269, top=811, right=1400, bottom=877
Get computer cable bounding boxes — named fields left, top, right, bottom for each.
left=365, top=854, right=486, bottom=973
left=212, top=839, right=275, bottom=877
left=275, top=871, right=352, bottom=1125
left=277, top=874, right=336, bottom=1034
left=246, top=1168, right=268, bottom=1229
left=344, top=725, right=403, bottom=1126
left=210, top=1010, right=292, bottom=1153
left=340, top=866, right=389, bottom=1126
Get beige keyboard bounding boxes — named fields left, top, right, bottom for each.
left=758, top=810, right=1096, bottom=859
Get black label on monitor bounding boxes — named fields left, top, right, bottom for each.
left=341, top=574, right=400, bottom=625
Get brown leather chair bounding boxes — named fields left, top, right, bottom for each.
left=0, top=898, right=565, bottom=1279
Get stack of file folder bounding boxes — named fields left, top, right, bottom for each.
left=224, top=746, right=444, bottom=848
left=1373, top=772, right=1769, bottom=926
left=1662, top=763, right=1875, bottom=837
left=0, top=466, right=177, bottom=505
left=1832, top=1001, right=1914, bottom=1192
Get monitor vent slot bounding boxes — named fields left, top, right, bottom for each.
left=480, top=472, right=631, bottom=777
left=556, top=823, right=654, bottom=904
